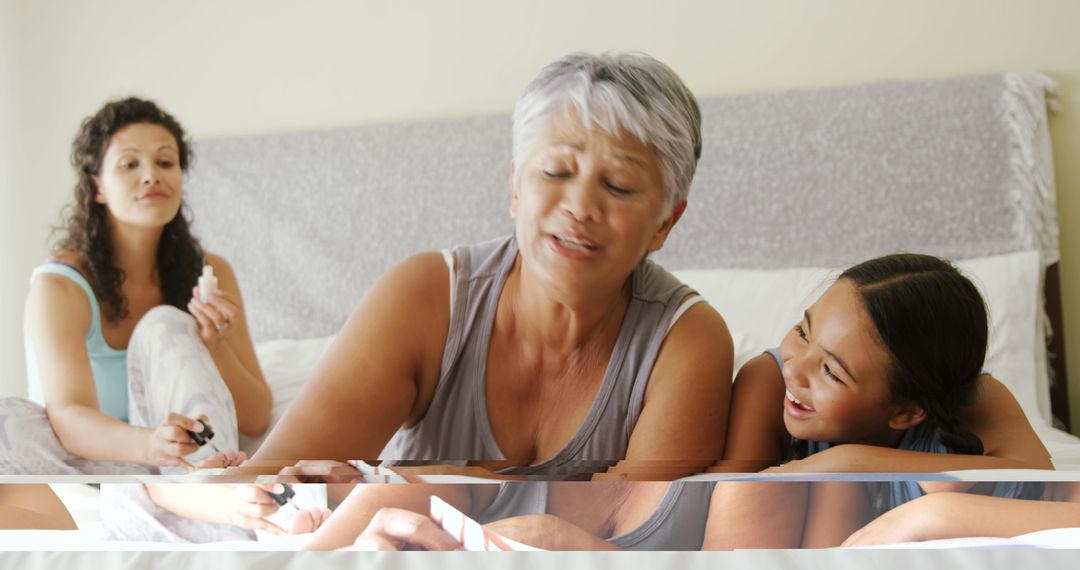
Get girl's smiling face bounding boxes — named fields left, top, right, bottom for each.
left=778, top=279, right=925, bottom=447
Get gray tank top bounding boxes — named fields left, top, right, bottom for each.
left=474, top=481, right=716, bottom=550
left=380, top=236, right=693, bottom=475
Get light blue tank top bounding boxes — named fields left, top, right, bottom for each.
left=764, top=348, right=1040, bottom=510
left=25, top=263, right=129, bottom=422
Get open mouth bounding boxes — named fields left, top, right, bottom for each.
left=785, top=390, right=815, bottom=413
left=552, top=233, right=598, bottom=253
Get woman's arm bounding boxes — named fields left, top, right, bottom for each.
left=302, top=483, right=480, bottom=550
left=619, top=302, right=733, bottom=478
left=25, top=274, right=197, bottom=466
left=843, top=486, right=1080, bottom=546
left=0, top=485, right=76, bottom=530
left=192, top=253, right=272, bottom=436
left=251, top=252, right=451, bottom=464
left=702, top=482, right=809, bottom=549
left=800, top=482, right=872, bottom=547
left=144, top=483, right=288, bottom=535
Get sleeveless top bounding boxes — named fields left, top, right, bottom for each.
left=380, top=236, right=694, bottom=475
left=475, top=481, right=716, bottom=550
left=764, top=349, right=1041, bottom=510
left=25, top=263, right=129, bottom=422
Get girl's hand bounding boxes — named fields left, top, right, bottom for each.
left=224, top=484, right=289, bottom=535
left=290, top=507, right=334, bottom=535
left=842, top=494, right=944, bottom=546
left=146, top=412, right=203, bottom=469
left=351, top=508, right=464, bottom=551
left=188, top=287, right=243, bottom=350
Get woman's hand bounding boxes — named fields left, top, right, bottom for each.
left=483, top=514, right=616, bottom=551
left=223, top=484, right=290, bottom=536
left=188, top=287, right=243, bottom=350
left=145, top=412, right=204, bottom=469
left=278, top=460, right=367, bottom=484
left=842, top=494, right=944, bottom=546
left=198, top=450, right=248, bottom=469
left=351, top=507, right=464, bottom=551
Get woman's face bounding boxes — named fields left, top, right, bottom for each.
left=511, top=107, right=683, bottom=296
left=778, top=279, right=918, bottom=447
left=93, top=123, right=183, bottom=230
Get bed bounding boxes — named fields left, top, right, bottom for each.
left=7, top=70, right=1078, bottom=559
left=178, top=69, right=1076, bottom=467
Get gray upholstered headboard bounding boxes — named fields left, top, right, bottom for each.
left=186, top=72, right=1058, bottom=344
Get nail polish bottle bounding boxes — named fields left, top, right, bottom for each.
left=198, top=265, right=218, bottom=303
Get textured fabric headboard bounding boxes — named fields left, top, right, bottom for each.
left=186, top=72, right=1058, bottom=343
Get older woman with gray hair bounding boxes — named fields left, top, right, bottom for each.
left=251, top=51, right=733, bottom=477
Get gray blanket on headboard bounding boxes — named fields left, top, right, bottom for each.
left=186, top=72, right=1058, bottom=342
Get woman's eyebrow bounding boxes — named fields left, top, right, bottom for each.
left=614, top=153, right=648, bottom=171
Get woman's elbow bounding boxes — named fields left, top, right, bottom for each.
left=238, top=407, right=272, bottom=437
left=43, top=406, right=87, bottom=453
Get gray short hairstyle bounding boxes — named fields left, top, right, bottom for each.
left=512, top=52, right=702, bottom=214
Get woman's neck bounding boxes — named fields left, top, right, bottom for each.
left=502, top=255, right=630, bottom=354
left=106, top=218, right=163, bottom=288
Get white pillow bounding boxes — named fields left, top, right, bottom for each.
left=672, top=249, right=1050, bottom=428
left=242, top=335, right=336, bottom=456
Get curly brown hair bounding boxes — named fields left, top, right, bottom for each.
left=54, top=97, right=203, bottom=323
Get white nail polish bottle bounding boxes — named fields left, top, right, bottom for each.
left=198, top=265, right=218, bottom=303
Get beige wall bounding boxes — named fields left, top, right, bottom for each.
left=3, top=0, right=1079, bottom=431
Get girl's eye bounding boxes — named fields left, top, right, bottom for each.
left=823, top=363, right=842, bottom=383
left=120, top=160, right=137, bottom=170
left=542, top=169, right=569, bottom=179
left=158, top=160, right=175, bottom=169
left=794, top=323, right=808, bottom=342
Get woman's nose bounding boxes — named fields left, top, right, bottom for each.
left=141, top=165, right=160, bottom=185
left=561, top=178, right=602, bottom=222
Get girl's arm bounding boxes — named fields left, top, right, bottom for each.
left=843, top=485, right=1080, bottom=546
left=25, top=274, right=198, bottom=467
left=190, top=253, right=272, bottom=436
left=250, top=252, right=451, bottom=465
left=768, top=375, right=1053, bottom=473
left=700, top=357, right=806, bottom=549
left=716, top=353, right=790, bottom=471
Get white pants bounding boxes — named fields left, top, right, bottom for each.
left=0, top=306, right=238, bottom=475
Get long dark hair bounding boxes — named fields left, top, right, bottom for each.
left=54, top=97, right=203, bottom=323
left=841, top=253, right=988, bottom=455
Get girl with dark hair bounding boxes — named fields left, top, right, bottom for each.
left=725, top=252, right=1051, bottom=471
left=705, top=252, right=1054, bottom=548
left=10, top=97, right=271, bottom=473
